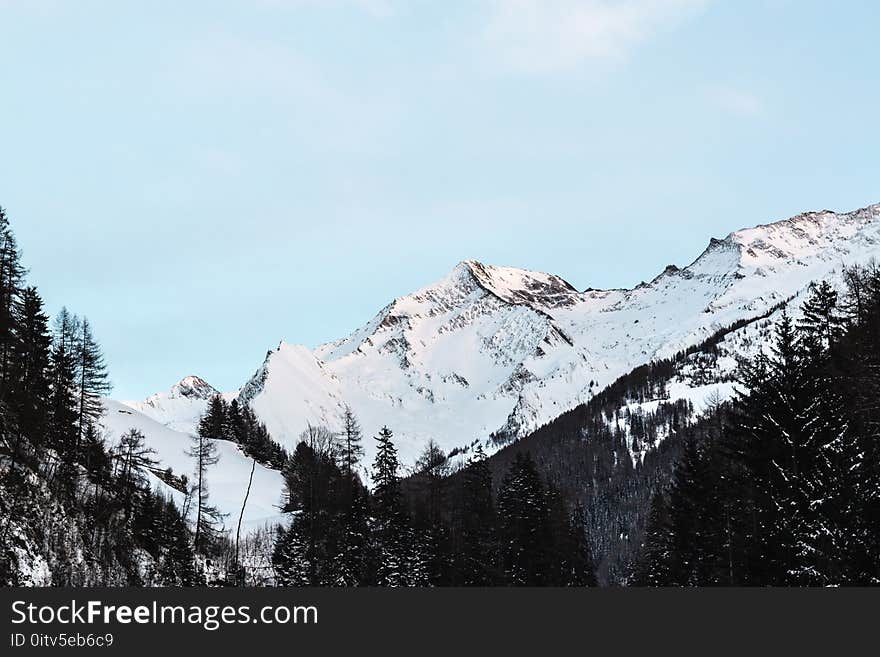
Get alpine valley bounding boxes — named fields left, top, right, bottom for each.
left=4, top=202, right=880, bottom=585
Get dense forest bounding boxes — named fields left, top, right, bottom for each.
left=637, top=273, right=880, bottom=585
left=270, top=421, right=595, bottom=586
left=1, top=203, right=878, bottom=587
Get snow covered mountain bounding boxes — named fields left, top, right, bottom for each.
left=124, top=375, right=222, bottom=435
left=116, top=203, right=880, bottom=508
left=227, top=203, right=880, bottom=466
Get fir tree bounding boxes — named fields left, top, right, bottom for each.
left=49, top=308, right=80, bottom=473
left=497, top=452, right=548, bottom=585
left=455, top=445, right=499, bottom=585
left=10, top=287, right=52, bottom=449
left=635, top=491, right=673, bottom=586
left=75, top=318, right=111, bottom=451
left=798, top=280, right=846, bottom=350
left=0, top=207, right=25, bottom=402
left=370, top=426, right=416, bottom=586
left=198, top=395, right=229, bottom=443
left=274, top=435, right=347, bottom=585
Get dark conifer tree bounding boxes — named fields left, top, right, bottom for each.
left=370, top=426, right=419, bottom=586
left=729, top=312, right=813, bottom=584
left=49, top=308, right=81, bottom=477
left=635, top=491, right=673, bottom=586
left=411, top=439, right=452, bottom=585
left=798, top=280, right=846, bottom=347
left=199, top=395, right=229, bottom=443
left=497, top=452, right=548, bottom=585
left=157, top=496, right=198, bottom=586
left=0, top=207, right=25, bottom=402
left=274, top=435, right=346, bottom=585
left=114, top=429, right=158, bottom=518
left=455, top=445, right=499, bottom=585
left=10, top=287, right=52, bottom=449
left=340, top=406, right=364, bottom=490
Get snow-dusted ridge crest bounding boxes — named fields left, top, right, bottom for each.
left=126, top=202, right=880, bottom=474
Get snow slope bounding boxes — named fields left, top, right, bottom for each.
left=103, top=399, right=285, bottom=532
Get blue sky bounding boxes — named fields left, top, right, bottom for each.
left=1, top=0, right=878, bottom=400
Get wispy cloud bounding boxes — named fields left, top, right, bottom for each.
left=257, top=0, right=397, bottom=18
left=481, top=0, right=708, bottom=74
left=706, top=84, right=763, bottom=117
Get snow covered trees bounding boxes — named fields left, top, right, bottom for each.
left=273, top=422, right=370, bottom=585
left=495, top=452, right=595, bottom=586
left=638, top=271, right=880, bottom=585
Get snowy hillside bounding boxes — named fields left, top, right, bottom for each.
left=116, top=203, right=880, bottom=498
left=103, top=398, right=285, bottom=532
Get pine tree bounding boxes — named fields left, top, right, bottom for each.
left=636, top=491, right=673, bottom=586
left=189, top=414, right=224, bottom=554
left=10, top=287, right=52, bottom=449
left=412, top=439, right=451, bottom=584
left=274, top=428, right=350, bottom=585
left=0, top=207, right=25, bottom=403
left=198, top=395, right=229, bottom=443
left=114, top=429, right=158, bottom=518
left=372, top=426, right=401, bottom=517
left=732, top=312, right=813, bottom=584
left=340, top=406, right=364, bottom=489
left=49, top=308, right=81, bottom=472
left=332, top=484, right=370, bottom=585
left=798, top=281, right=846, bottom=350
left=455, top=445, right=499, bottom=585
left=75, top=318, right=111, bottom=452
left=370, top=426, right=414, bottom=586
left=497, top=452, right=548, bottom=585
left=835, top=264, right=880, bottom=582
left=664, top=437, right=720, bottom=585
left=157, top=496, right=197, bottom=586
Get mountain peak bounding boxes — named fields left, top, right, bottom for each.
left=169, top=375, right=219, bottom=400
left=457, top=259, right=581, bottom=310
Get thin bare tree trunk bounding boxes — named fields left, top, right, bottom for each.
left=235, top=458, right=257, bottom=585
left=194, top=438, right=203, bottom=551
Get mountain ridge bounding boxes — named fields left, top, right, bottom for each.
left=125, top=202, right=880, bottom=471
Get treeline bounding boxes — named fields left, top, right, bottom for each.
left=0, top=207, right=196, bottom=585
left=638, top=269, right=880, bottom=585
left=197, top=395, right=288, bottom=470
left=271, top=413, right=596, bottom=586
